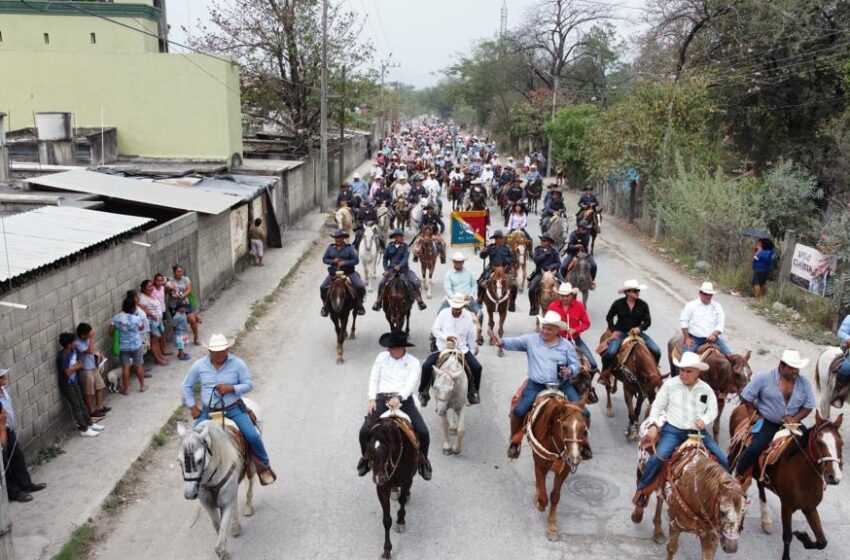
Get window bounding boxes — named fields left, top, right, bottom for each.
left=43, top=33, right=49, bottom=45
left=90, top=33, right=96, bottom=44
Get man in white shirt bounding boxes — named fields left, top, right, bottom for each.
left=419, top=294, right=484, bottom=406
left=422, top=172, right=442, bottom=210
left=393, top=163, right=409, bottom=181
left=631, top=352, right=729, bottom=520
left=357, top=332, right=432, bottom=480
left=679, top=282, right=733, bottom=356
left=392, top=176, right=411, bottom=202
left=448, top=165, right=465, bottom=185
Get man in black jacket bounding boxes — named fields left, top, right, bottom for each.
left=527, top=234, right=561, bottom=315
left=600, top=279, right=662, bottom=384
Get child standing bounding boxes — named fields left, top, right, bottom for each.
left=172, top=302, right=191, bottom=361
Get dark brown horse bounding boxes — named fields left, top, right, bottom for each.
left=417, top=231, right=437, bottom=300
left=577, top=206, right=601, bottom=254
left=366, top=411, right=419, bottom=559
left=598, top=332, right=662, bottom=440
left=565, top=251, right=592, bottom=304
left=526, top=180, right=543, bottom=213
left=381, top=271, right=413, bottom=334
left=668, top=334, right=752, bottom=440
left=728, top=405, right=844, bottom=560
left=479, top=266, right=511, bottom=357
left=325, top=272, right=357, bottom=364
left=393, top=198, right=410, bottom=230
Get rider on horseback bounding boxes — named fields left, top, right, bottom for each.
left=527, top=234, right=561, bottom=316
left=540, top=190, right=565, bottom=232
left=419, top=293, right=484, bottom=406
left=407, top=175, right=428, bottom=204
left=478, top=230, right=517, bottom=312
left=559, top=222, right=597, bottom=287
left=357, top=331, right=432, bottom=480
left=352, top=201, right=386, bottom=252
left=680, top=282, right=733, bottom=356
left=506, top=202, right=532, bottom=241
left=525, top=164, right=542, bottom=187
left=337, top=183, right=355, bottom=209
left=547, top=282, right=599, bottom=372
left=600, top=280, right=662, bottom=385
left=423, top=171, right=442, bottom=211
left=575, top=184, right=599, bottom=219
left=441, top=252, right=482, bottom=316
left=413, top=203, right=446, bottom=264
left=632, top=352, right=729, bottom=516
left=837, top=313, right=850, bottom=379
left=372, top=229, right=428, bottom=311
left=320, top=230, right=366, bottom=317
left=392, top=176, right=411, bottom=201
left=732, top=350, right=815, bottom=483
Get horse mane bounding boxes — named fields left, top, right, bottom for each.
left=700, top=459, right=741, bottom=497
left=197, top=420, right=241, bottom=472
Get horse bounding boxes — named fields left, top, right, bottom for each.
left=813, top=346, right=848, bottom=418
left=377, top=203, right=392, bottom=238
left=430, top=344, right=470, bottom=456
left=578, top=206, right=602, bottom=255
left=526, top=180, right=543, bottom=213
left=565, top=251, right=592, bottom=304
left=728, top=405, right=844, bottom=560
left=335, top=205, right=355, bottom=237
left=325, top=271, right=357, bottom=364
left=544, top=211, right=569, bottom=254
left=417, top=231, right=437, bottom=299
left=410, top=198, right=426, bottom=232
left=358, top=224, right=380, bottom=292
left=598, top=332, right=662, bottom=440
left=393, top=198, right=410, bottom=231
left=637, top=437, right=747, bottom=559
left=668, top=334, right=753, bottom=440
left=449, top=179, right=464, bottom=211
left=535, top=270, right=558, bottom=331
left=177, top=409, right=260, bottom=560
left=366, top=405, right=419, bottom=559
left=381, top=271, right=414, bottom=334
left=508, top=232, right=533, bottom=294
left=479, top=266, right=511, bottom=357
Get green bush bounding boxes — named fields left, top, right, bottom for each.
left=756, top=160, right=822, bottom=242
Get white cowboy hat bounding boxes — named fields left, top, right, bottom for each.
left=557, top=282, right=579, bottom=296
left=204, top=333, right=232, bottom=352
left=353, top=173, right=361, bottom=179
left=451, top=252, right=467, bottom=261
left=673, top=351, right=709, bottom=371
left=618, top=279, right=647, bottom=293
left=699, top=281, right=718, bottom=295
left=537, top=310, right=567, bottom=330
left=447, top=293, right=468, bottom=309
left=778, top=349, right=810, bottom=369
left=0, top=367, right=9, bottom=378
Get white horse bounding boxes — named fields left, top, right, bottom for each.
left=177, top=400, right=262, bottom=560
left=814, top=346, right=847, bottom=419
left=410, top=198, right=427, bottom=232
left=377, top=203, right=392, bottom=238
left=359, top=223, right=380, bottom=291
left=431, top=345, right=469, bottom=456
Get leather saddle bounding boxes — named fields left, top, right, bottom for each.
left=509, top=380, right=565, bottom=447
left=378, top=407, right=420, bottom=449
left=829, top=350, right=850, bottom=407
left=207, top=408, right=275, bottom=485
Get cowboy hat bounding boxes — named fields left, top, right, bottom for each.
left=582, top=184, right=594, bottom=191
left=699, top=281, right=718, bottom=295
left=557, top=282, right=579, bottom=296
left=490, top=230, right=506, bottom=239
left=378, top=331, right=415, bottom=348
left=578, top=220, right=591, bottom=229
left=447, top=293, right=468, bottom=309
left=390, top=228, right=405, bottom=237
left=353, top=173, right=361, bottom=179
left=618, top=279, right=647, bottom=293
left=778, top=349, right=810, bottom=369
left=537, top=310, right=567, bottom=330
left=204, top=333, right=233, bottom=352
left=0, top=367, right=9, bottom=378
left=539, top=234, right=555, bottom=243
left=452, top=252, right=467, bottom=261
left=673, top=351, right=709, bottom=371
left=330, top=229, right=349, bottom=238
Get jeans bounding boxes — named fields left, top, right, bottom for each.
left=637, top=424, right=729, bottom=489
left=512, top=379, right=589, bottom=419
left=685, top=335, right=733, bottom=356
left=572, top=337, right=599, bottom=370
left=735, top=419, right=782, bottom=475
left=195, top=404, right=270, bottom=466
left=839, top=353, right=850, bottom=378
left=419, top=350, right=483, bottom=393
left=59, top=381, right=92, bottom=430
left=359, top=396, right=429, bottom=457
left=602, top=332, right=662, bottom=368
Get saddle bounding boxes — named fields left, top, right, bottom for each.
left=508, top=380, right=566, bottom=449
left=379, top=408, right=420, bottom=449
left=638, top=434, right=709, bottom=499
left=757, top=424, right=803, bottom=484
left=598, top=333, right=650, bottom=379
left=436, top=345, right=474, bottom=381
left=829, top=350, right=850, bottom=407
left=205, top=412, right=263, bottom=485
left=670, top=343, right=718, bottom=364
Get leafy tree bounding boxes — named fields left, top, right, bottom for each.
left=545, top=104, right=599, bottom=187
left=755, top=160, right=823, bottom=242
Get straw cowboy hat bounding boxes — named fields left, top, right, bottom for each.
left=452, top=252, right=467, bottom=261
left=699, top=281, right=718, bottom=295
left=618, top=279, right=647, bottom=293
left=537, top=310, right=567, bottom=330
left=557, top=282, right=579, bottom=296
left=778, top=349, right=810, bottom=369
left=204, top=333, right=233, bottom=352
left=447, top=293, right=468, bottom=309
left=673, top=351, right=709, bottom=371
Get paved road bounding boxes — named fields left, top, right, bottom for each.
left=91, top=194, right=850, bottom=560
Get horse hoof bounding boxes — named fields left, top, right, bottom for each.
left=452, top=448, right=462, bottom=456
left=395, top=523, right=405, bottom=534
left=546, top=530, right=559, bottom=542
left=762, top=522, right=773, bottom=535
left=381, top=552, right=392, bottom=559
left=534, top=498, right=546, bottom=512
left=336, top=357, right=344, bottom=365
left=231, top=525, right=242, bottom=537
left=606, top=408, right=614, bottom=418
left=244, top=506, right=254, bottom=517
left=653, top=532, right=667, bottom=545
left=443, top=448, right=453, bottom=456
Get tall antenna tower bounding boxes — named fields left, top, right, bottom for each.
left=500, top=1, right=508, bottom=38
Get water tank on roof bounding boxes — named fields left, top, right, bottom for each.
left=35, top=112, right=73, bottom=141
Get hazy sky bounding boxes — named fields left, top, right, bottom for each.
left=167, top=0, right=650, bottom=88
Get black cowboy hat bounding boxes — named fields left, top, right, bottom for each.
left=379, top=331, right=415, bottom=348
left=539, top=234, right=555, bottom=242
left=578, top=220, right=591, bottom=229
left=490, top=230, right=506, bottom=239
left=390, top=228, right=405, bottom=237
left=424, top=202, right=435, bottom=209
left=582, top=184, right=594, bottom=191
left=330, top=229, right=350, bottom=238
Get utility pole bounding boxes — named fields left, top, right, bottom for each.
left=378, top=57, right=400, bottom=142
left=338, top=65, right=347, bottom=187
left=319, top=0, right=329, bottom=212
left=546, top=73, right=558, bottom=179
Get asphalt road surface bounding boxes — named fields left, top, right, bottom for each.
left=90, top=193, right=850, bottom=560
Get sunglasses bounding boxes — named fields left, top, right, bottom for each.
left=627, top=289, right=641, bottom=294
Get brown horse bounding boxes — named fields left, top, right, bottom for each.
left=577, top=206, right=601, bottom=254
left=535, top=270, right=558, bottom=330
left=598, top=332, right=662, bottom=439
left=393, top=198, right=410, bottom=230
left=508, top=232, right=533, bottom=294
left=668, top=334, right=752, bottom=440
left=416, top=231, right=437, bottom=299
left=381, top=271, right=413, bottom=334
left=479, top=266, right=511, bottom=357
left=325, top=272, right=357, bottom=364
left=728, top=405, right=844, bottom=560
left=366, top=410, right=419, bottom=559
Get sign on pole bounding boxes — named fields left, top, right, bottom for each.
left=450, top=210, right=487, bottom=246
left=789, top=243, right=838, bottom=296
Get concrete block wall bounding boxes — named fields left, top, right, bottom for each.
left=196, top=211, right=234, bottom=304
left=145, top=212, right=199, bottom=286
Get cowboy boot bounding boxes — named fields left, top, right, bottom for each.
left=355, top=300, right=366, bottom=316
left=631, top=490, right=649, bottom=523
left=507, top=415, right=524, bottom=458
left=508, top=287, right=517, bottom=312
left=418, top=455, right=433, bottom=480
left=253, top=458, right=277, bottom=486
left=356, top=456, right=370, bottom=477
left=419, top=390, right=430, bottom=407
left=320, top=306, right=329, bottom=317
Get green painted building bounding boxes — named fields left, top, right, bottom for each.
left=0, top=1, right=243, bottom=161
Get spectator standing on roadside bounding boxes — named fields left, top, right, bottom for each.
left=249, top=218, right=266, bottom=267
left=74, top=323, right=110, bottom=417
left=139, top=281, right=169, bottom=366
left=109, top=297, right=147, bottom=394
left=0, top=367, right=48, bottom=502
left=128, top=290, right=155, bottom=376
left=167, top=265, right=201, bottom=346
left=152, top=273, right=171, bottom=357
left=751, top=238, right=775, bottom=301
left=173, top=302, right=191, bottom=361
left=57, top=333, right=102, bottom=437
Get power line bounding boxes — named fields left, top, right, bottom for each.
left=370, top=0, right=392, bottom=55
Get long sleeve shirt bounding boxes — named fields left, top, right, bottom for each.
left=368, top=351, right=421, bottom=400
left=680, top=299, right=725, bottom=337
left=480, top=243, right=513, bottom=267
left=837, top=315, right=850, bottom=345
left=606, top=296, right=652, bottom=333
left=501, top=333, right=581, bottom=384
left=382, top=242, right=410, bottom=271
left=547, top=300, right=590, bottom=340
left=752, top=249, right=775, bottom=272
left=507, top=213, right=528, bottom=231
left=648, top=376, right=717, bottom=430
left=444, top=267, right=477, bottom=299
left=322, top=243, right=360, bottom=274
left=566, top=230, right=591, bottom=255
left=181, top=354, right=253, bottom=409
left=741, top=368, right=816, bottom=424
left=0, top=387, right=15, bottom=430
left=532, top=246, right=561, bottom=273
left=432, top=308, right=477, bottom=354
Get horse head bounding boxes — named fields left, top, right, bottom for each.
left=177, top=422, right=209, bottom=500
left=487, top=266, right=509, bottom=304
left=432, top=349, right=465, bottom=417
left=367, top=420, right=402, bottom=486
left=714, top=469, right=747, bottom=553
left=727, top=351, right=752, bottom=392
left=550, top=398, right=589, bottom=471
left=571, top=253, right=592, bottom=288
left=328, top=273, right=354, bottom=314
left=624, top=335, right=663, bottom=393
left=811, top=410, right=844, bottom=485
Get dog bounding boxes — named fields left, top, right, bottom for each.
left=99, top=355, right=122, bottom=394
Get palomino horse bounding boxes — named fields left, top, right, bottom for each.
left=813, top=346, right=848, bottom=418
left=637, top=437, right=747, bottom=559
left=177, top=407, right=261, bottom=560
left=430, top=343, right=470, bottom=456
left=508, top=232, right=533, bottom=293
left=668, top=334, right=753, bottom=440
left=393, top=198, right=410, bottom=230
left=381, top=271, right=413, bottom=334
left=335, top=205, right=355, bottom=237
left=598, top=332, right=662, bottom=439
left=479, top=266, right=511, bottom=357
left=565, top=251, right=593, bottom=304
left=358, top=224, right=380, bottom=291
left=728, top=405, right=844, bottom=560
left=377, top=203, right=392, bottom=238
left=535, top=270, right=558, bottom=331
left=416, top=230, right=437, bottom=299
left=325, top=271, right=357, bottom=364
left=366, top=404, right=419, bottom=559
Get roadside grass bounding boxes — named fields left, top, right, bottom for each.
left=32, top=441, right=65, bottom=467
left=52, top=522, right=93, bottom=560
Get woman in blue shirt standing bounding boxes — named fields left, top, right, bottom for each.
left=752, top=238, right=775, bottom=301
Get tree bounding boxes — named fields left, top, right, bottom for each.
left=756, top=160, right=823, bottom=242
left=545, top=104, right=599, bottom=187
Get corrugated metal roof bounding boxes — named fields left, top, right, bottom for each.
left=0, top=206, right=153, bottom=282
left=27, top=170, right=241, bottom=215
left=233, top=159, right=304, bottom=173
left=191, top=174, right=277, bottom=201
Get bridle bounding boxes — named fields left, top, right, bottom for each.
left=431, top=349, right=466, bottom=405
left=527, top=398, right=586, bottom=474
left=802, top=422, right=844, bottom=478
left=370, top=417, right=403, bottom=484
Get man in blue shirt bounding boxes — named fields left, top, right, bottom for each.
left=320, top=230, right=366, bottom=316
left=733, top=350, right=816, bottom=482
left=491, top=311, right=590, bottom=459
left=479, top=231, right=517, bottom=311
left=372, top=229, right=428, bottom=311
left=350, top=173, right=370, bottom=203
left=182, top=334, right=276, bottom=485
left=560, top=222, right=597, bottom=286
left=838, top=314, right=850, bottom=379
